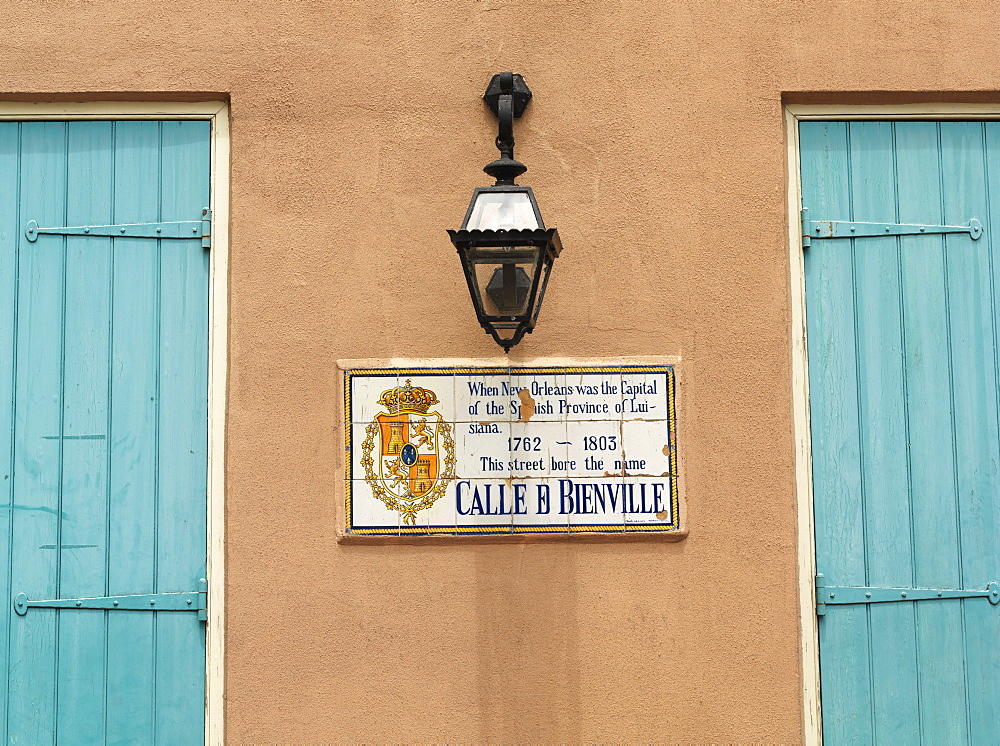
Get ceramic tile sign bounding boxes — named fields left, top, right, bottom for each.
left=344, top=365, right=679, bottom=536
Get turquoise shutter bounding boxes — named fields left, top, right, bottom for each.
left=802, top=120, right=1000, bottom=744
left=0, top=120, right=211, bottom=743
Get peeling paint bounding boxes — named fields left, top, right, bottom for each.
left=603, top=470, right=676, bottom=478
left=517, top=388, right=535, bottom=421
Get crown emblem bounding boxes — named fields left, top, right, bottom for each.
left=378, top=380, right=439, bottom=415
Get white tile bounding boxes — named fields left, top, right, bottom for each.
left=346, top=421, right=380, bottom=481
left=454, top=479, right=516, bottom=534
left=619, top=419, right=674, bottom=476
left=453, top=420, right=512, bottom=479
left=508, top=419, right=567, bottom=478
left=622, top=476, right=676, bottom=528
left=454, top=367, right=514, bottom=423
left=508, top=368, right=569, bottom=423
left=564, top=420, right=626, bottom=478
left=618, top=368, right=673, bottom=421
left=409, top=479, right=457, bottom=534
left=563, top=476, right=626, bottom=532
left=348, top=370, right=459, bottom=423
left=346, top=370, right=402, bottom=423
left=395, top=372, right=456, bottom=422
left=556, top=368, right=623, bottom=421
left=510, top=477, right=566, bottom=530
left=347, top=479, right=401, bottom=533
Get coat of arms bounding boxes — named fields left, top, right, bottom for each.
left=360, top=380, right=456, bottom=524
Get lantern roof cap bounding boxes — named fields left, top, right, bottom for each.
left=447, top=227, right=562, bottom=255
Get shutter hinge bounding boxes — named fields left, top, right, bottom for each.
left=801, top=207, right=982, bottom=248
left=815, top=573, right=1000, bottom=616
left=201, top=207, right=212, bottom=249
left=14, top=577, right=208, bottom=621
left=25, top=207, right=212, bottom=250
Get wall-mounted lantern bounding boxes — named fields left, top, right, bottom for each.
left=448, top=72, right=562, bottom=352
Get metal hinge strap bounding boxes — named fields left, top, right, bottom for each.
left=25, top=207, right=212, bottom=249
left=801, top=208, right=982, bottom=248
left=201, top=207, right=212, bottom=249
left=815, top=574, right=1000, bottom=616
left=14, top=578, right=208, bottom=621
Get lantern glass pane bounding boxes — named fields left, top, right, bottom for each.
left=466, top=191, right=539, bottom=231
left=466, top=245, right=541, bottom=318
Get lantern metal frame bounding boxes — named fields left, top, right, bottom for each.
left=448, top=72, right=562, bottom=353
left=448, top=225, right=562, bottom=351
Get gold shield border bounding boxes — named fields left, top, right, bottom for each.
left=360, top=418, right=456, bottom=525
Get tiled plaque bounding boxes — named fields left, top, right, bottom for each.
left=344, top=365, right=679, bottom=536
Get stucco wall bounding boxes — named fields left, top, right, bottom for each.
left=4, top=0, right=1000, bottom=741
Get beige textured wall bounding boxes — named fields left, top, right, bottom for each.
left=4, top=0, right=1000, bottom=741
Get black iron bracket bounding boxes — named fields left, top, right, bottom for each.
left=483, top=72, right=532, bottom=119
left=482, top=72, right=532, bottom=186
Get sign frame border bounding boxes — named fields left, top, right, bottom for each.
left=341, top=361, right=684, bottom=539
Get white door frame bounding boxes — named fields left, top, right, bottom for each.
left=0, top=101, right=229, bottom=745
left=785, top=102, right=1000, bottom=746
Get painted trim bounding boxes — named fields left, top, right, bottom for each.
left=787, top=102, right=1000, bottom=119
left=785, top=101, right=1000, bottom=746
left=0, top=100, right=229, bottom=746
left=206, top=102, right=228, bottom=746
left=0, top=101, right=228, bottom=119
left=784, top=106, right=821, bottom=746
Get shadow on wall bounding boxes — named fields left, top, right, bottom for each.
left=475, top=544, right=581, bottom=742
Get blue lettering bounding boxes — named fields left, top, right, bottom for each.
left=513, top=483, right=528, bottom=514
left=456, top=480, right=472, bottom=515
left=536, top=484, right=551, bottom=514
left=559, top=479, right=575, bottom=514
